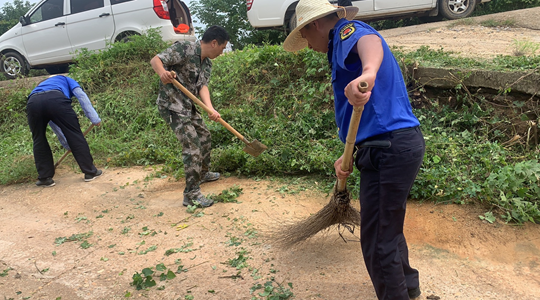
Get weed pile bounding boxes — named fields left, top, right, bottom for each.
left=0, top=32, right=539, bottom=223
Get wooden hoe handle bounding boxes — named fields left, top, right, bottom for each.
left=169, top=71, right=246, bottom=141
left=337, top=81, right=369, bottom=192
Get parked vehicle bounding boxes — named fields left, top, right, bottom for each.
left=247, top=0, right=491, bottom=31
left=0, top=0, right=195, bottom=79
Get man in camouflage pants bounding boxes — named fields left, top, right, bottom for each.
left=150, top=25, right=230, bottom=207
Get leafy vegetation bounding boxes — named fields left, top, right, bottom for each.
left=190, top=0, right=285, bottom=49
left=131, top=264, right=176, bottom=290
left=0, top=267, right=12, bottom=277
left=0, top=0, right=33, bottom=35
left=0, top=31, right=539, bottom=225
left=227, top=249, right=250, bottom=270
left=476, top=0, right=540, bottom=15
left=54, top=231, right=93, bottom=246
left=208, top=185, right=244, bottom=203
left=250, top=281, right=294, bottom=300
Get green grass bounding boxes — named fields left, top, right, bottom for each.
left=480, top=18, right=517, bottom=28
left=1, top=31, right=539, bottom=224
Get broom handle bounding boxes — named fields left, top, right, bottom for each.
left=337, top=81, right=369, bottom=192
left=54, top=124, right=95, bottom=169
left=169, top=71, right=247, bottom=142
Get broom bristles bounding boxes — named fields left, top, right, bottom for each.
left=273, top=187, right=361, bottom=248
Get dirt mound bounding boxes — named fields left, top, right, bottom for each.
left=381, top=7, right=540, bottom=59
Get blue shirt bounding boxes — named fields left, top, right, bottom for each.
left=30, top=75, right=80, bottom=99
left=328, top=19, right=420, bottom=144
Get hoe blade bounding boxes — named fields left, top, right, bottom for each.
left=243, top=139, right=267, bottom=157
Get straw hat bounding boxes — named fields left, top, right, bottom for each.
left=283, top=0, right=359, bottom=52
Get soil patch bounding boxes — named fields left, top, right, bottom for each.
left=381, top=7, right=540, bottom=59
left=1, top=166, right=539, bottom=300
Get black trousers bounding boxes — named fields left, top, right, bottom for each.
left=355, top=127, right=425, bottom=300
left=26, top=90, right=97, bottom=180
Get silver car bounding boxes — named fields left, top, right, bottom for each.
left=0, top=0, right=195, bottom=79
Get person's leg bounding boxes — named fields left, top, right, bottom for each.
left=356, top=128, right=425, bottom=300
left=396, top=129, right=426, bottom=295
left=191, top=114, right=219, bottom=183
left=158, top=107, right=211, bottom=205
left=178, top=114, right=203, bottom=199
left=357, top=146, right=409, bottom=300
left=26, top=95, right=55, bottom=180
left=50, top=96, right=98, bottom=176
left=192, top=116, right=211, bottom=174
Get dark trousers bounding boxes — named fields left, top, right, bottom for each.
left=158, top=106, right=212, bottom=199
left=26, top=90, right=97, bottom=180
left=355, top=127, right=425, bottom=300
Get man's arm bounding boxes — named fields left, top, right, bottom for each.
left=151, top=56, right=175, bottom=84
left=199, top=85, right=221, bottom=121
left=344, top=34, right=383, bottom=106
left=73, top=87, right=101, bottom=126
left=49, top=121, right=70, bottom=150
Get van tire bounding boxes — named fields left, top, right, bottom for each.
left=117, top=32, right=140, bottom=43
left=288, top=13, right=297, bottom=33
left=438, top=0, right=476, bottom=20
left=1, top=51, right=28, bottom=79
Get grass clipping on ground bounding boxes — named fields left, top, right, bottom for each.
left=273, top=185, right=361, bottom=248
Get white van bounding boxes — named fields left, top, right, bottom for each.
left=0, top=0, right=195, bottom=79
left=247, top=0, right=492, bottom=32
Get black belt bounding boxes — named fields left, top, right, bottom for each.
left=28, top=89, right=64, bottom=99
left=355, top=127, right=419, bottom=149
left=356, top=140, right=392, bottom=149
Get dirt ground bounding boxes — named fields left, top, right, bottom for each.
left=381, top=7, right=540, bottom=59
left=2, top=7, right=540, bottom=300
left=1, top=166, right=540, bottom=300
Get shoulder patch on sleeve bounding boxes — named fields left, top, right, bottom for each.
left=340, top=23, right=356, bottom=41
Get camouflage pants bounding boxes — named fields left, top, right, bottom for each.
left=158, top=106, right=212, bottom=200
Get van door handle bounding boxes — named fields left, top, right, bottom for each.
left=99, top=13, right=110, bottom=17
left=55, top=22, right=65, bottom=26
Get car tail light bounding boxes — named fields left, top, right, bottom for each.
left=153, top=0, right=170, bottom=19
left=247, top=0, right=253, bottom=11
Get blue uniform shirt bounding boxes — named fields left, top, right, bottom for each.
left=328, top=19, right=420, bottom=144
left=30, top=75, right=80, bottom=99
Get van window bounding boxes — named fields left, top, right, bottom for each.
left=70, top=0, right=104, bottom=14
left=29, top=0, right=64, bottom=23
left=111, top=0, right=133, bottom=4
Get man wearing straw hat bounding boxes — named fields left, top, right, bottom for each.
left=283, top=0, right=425, bottom=299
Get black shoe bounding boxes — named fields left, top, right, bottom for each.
left=408, top=287, right=421, bottom=299
left=36, top=178, right=55, bottom=187
left=84, top=170, right=103, bottom=182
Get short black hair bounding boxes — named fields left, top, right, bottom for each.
left=201, top=25, right=230, bottom=45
